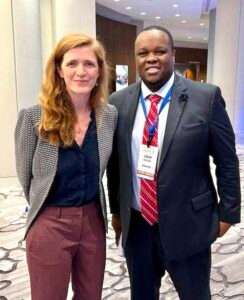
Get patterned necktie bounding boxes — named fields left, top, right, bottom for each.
left=140, top=94, right=161, bottom=225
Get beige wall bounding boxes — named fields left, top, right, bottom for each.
left=40, top=0, right=96, bottom=68
left=0, top=0, right=18, bottom=177
left=52, top=0, right=96, bottom=42
left=234, top=1, right=244, bottom=141
left=40, top=0, right=54, bottom=68
left=212, top=0, right=243, bottom=124
left=12, top=0, right=43, bottom=110
left=0, top=0, right=96, bottom=177
left=0, top=0, right=43, bottom=177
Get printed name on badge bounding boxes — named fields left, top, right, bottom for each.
left=137, top=144, right=159, bottom=180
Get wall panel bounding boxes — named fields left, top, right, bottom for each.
left=96, top=15, right=137, bottom=90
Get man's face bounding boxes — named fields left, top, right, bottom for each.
left=135, top=29, right=175, bottom=91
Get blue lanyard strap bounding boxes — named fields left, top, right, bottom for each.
left=140, top=87, right=173, bottom=120
left=140, top=87, right=173, bottom=146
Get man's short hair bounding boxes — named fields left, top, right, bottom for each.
left=139, top=26, right=175, bottom=50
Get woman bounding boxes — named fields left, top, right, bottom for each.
left=15, top=33, right=117, bottom=300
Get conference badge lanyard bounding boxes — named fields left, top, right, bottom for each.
left=137, top=88, right=172, bottom=181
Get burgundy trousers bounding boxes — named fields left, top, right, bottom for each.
left=26, top=202, right=106, bottom=300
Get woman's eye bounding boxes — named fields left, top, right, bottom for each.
left=67, top=61, right=77, bottom=67
left=85, top=61, right=96, bottom=67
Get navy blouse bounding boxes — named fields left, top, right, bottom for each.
left=45, top=112, right=100, bottom=206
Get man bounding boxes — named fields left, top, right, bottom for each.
left=107, top=26, right=241, bottom=300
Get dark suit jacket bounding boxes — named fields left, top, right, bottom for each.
left=107, top=74, right=241, bottom=260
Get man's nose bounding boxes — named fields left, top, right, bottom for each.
left=146, top=52, right=157, bottom=62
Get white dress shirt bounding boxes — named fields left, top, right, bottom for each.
left=131, top=73, right=175, bottom=210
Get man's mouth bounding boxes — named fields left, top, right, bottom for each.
left=145, top=67, right=160, bottom=75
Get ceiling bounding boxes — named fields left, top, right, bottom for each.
left=96, top=0, right=217, bottom=44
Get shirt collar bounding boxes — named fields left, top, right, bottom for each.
left=141, top=72, right=175, bottom=101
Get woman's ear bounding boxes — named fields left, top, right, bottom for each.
left=57, top=67, right=64, bottom=78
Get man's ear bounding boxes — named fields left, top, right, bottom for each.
left=173, top=48, right=176, bottom=63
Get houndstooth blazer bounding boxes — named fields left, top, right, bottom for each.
left=15, top=104, right=118, bottom=237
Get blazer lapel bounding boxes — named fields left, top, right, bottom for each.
left=158, top=75, right=188, bottom=170
left=95, top=105, right=104, bottom=179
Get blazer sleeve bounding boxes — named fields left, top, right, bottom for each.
left=209, top=87, right=241, bottom=224
left=15, top=108, right=38, bottom=203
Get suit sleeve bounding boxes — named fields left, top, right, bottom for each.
left=15, top=109, right=38, bottom=203
left=107, top=95, right=120, bottom=215
left=209, top=87, right=241, bottom=224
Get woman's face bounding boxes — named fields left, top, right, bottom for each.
left=58, top=46, right=99, bottom=100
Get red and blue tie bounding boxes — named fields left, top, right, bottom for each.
left=140, top=94, right=161, bottom=225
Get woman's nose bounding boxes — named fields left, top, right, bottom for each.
left=76, top=64, right=86, bottom=75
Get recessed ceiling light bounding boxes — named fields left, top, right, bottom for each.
left=125, top=6, right=132, bottom=10
left=172, top=4, right=179, bottom=8
left=113, top=0, right=120, bottom=2
left=203, top=37, right=208, bottom=41
left=175, top=13, right=181, bottom=17
left=155, top=16, right=161, bottom=19
left=140, top=12, right=147, bottom=15
left=181, top=20, right=187, bottom=23
left=187, top=36, right=192, bottom=40
left=200, top=23, right=205, bottom=26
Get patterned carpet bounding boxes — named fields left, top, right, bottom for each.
left=0, top=145, right=244, bottom=300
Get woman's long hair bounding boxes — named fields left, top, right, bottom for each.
left=38, top=33, right=109, bottom=146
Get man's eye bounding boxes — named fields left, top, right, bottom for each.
left=138, top=52, right=147, bottom=57
left=155, top=50, right=166, bottom=55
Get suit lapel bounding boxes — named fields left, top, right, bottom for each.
left=158, top=75, right=188, bottom=170
left=125, top=82, right=141, bottom=165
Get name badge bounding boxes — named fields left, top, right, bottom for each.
left=137, top=144, right=159, bottom=180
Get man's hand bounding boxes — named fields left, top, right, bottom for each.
left=218, top=221, right=231, bottom=237
left=112, top=214, right=122, bottom=246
